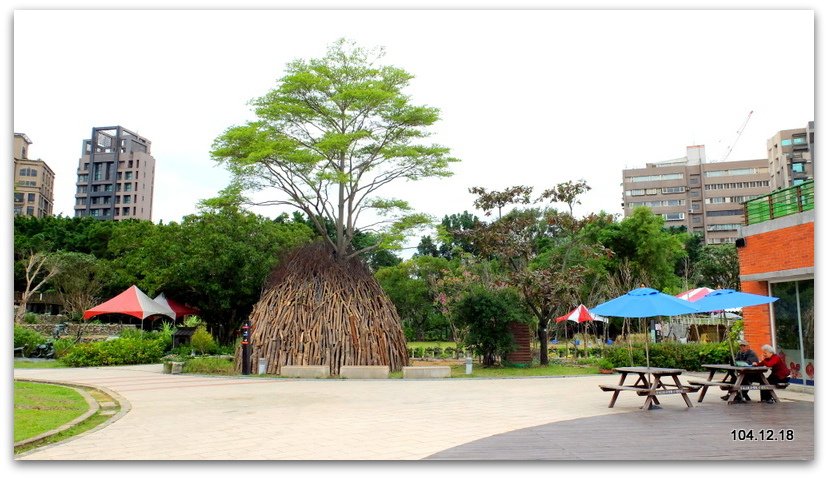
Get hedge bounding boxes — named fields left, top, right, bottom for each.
left=13, top=325, right=48, bottom=356
left=59, top=337, right=166, bottom=367
left=599, top=342, right=733, bottom=371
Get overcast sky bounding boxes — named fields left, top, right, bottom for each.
left=12, top=9, right=814, bottom=241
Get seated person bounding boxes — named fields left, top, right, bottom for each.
left=722, top=340, right=760, bottom=402
left=753, top=344, right=791, bottom=404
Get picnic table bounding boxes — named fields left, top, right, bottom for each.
left=689, top=364, right=784, bottom=404
left=599, top=366, right=700, bottom=410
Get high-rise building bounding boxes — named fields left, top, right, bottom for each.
left=767, top=121, right=815, bottom=190
left=73, top=126, right=155, bottom=221
left=13, top=133, right=55, bottom=217
left=621, top=145, right=772, bottom=244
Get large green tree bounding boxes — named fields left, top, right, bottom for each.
left=106, top=196, right=314, bottom=341
left=455, top=286, right=533, bottom=366
left=211, top=39, right=459, bottom=259
left=468, top=184, right=605, bottom=365
left=582, top=207, right=688, bottom=292
left=693, top=244, right=741, bottom=290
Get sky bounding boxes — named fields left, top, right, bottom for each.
left=3, top=2, right=825, bottom=476
left=10, top=8, right=815, bottom=245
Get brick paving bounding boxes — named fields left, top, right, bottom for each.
left=13, top=365, right=814, bottom=460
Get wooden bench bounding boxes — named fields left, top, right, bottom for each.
left=687, top=379, right=734, bottom=402
left=637, top=385, right=701, bottom=396
left=599, top=385, right=649, bottom=393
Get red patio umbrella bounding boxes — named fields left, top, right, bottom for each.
left=554, top=305, right=607, bottom=356
left=554, top=304, right=607, bottom=323
left=84, top=285, right=175, bottom=321
left=675, top=287, right=714, bottom=302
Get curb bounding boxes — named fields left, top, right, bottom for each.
left=13, top=378, right=131, bottom=456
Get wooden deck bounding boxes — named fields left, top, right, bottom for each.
left=426, top=399, right=813, bottom=460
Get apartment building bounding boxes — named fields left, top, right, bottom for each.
left=73, top=126, right=155, bottom=221
left=622, top=145, right=772, bottom=244
left=767, top=121, right=815, bottom=190
left=13, top=133, right=55, bottom=217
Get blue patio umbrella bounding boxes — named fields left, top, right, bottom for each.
left=691, top=289, right=778, bottom=313
left=592, top=288, right=701, bottom=368
left=592, top=287, right=701, bottom=318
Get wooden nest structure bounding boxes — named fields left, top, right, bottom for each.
left=237, top=241, right=409, bottom=375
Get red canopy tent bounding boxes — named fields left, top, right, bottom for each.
left=154, top=293, right=199, bottom=319
left=84, top=285, right=175, bottom=321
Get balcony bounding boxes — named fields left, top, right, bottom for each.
left=743, top=180, right=814, bottom=225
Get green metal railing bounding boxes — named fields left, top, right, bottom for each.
left=743, top=180, right=814, bottom=225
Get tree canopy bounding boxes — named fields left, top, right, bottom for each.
left=211, top=39, right=459, bottom=259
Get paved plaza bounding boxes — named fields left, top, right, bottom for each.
left=13, top=364, right=814, bottom=461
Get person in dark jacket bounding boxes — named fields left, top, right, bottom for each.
left=753, top=344, right=791, bottom=403
left=722, top=340, right=760, bottom=401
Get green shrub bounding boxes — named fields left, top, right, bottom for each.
left=190, top=325, right=217, bottom=355
left=59, top=337, right=166, bottom=367
left=14, top=325, right=47, bottom=356
left=51, top=338, right=76, bottom=359
left=118, top=327, right=144, bottom=340
left=599, top=341, right=732, bottom=370
left=183, top=356, right=235, bottom=375
left=22, top=312, right=39, bottom=324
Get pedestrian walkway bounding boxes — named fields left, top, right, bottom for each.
left=13, top=365, right=814, bottom=460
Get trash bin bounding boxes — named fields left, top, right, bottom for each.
left=170, top=362, right=184, bottom=374
left=258, top=358, right=267, bottom=375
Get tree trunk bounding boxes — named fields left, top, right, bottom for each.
left=538, top=318, right=550, bottom=365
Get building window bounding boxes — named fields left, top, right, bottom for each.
left=27, top=193, right=36, bottom=202
left=627, top=173, right=684, bottom=183
left=706, top=209, right=742, bottom=217
left=123, top=207, right=130, bottom=216
left=124, top=183, right=133, bottom=192
left=661, top=186, right=686, bottom=194
left=792, top=163, right=805, bottom=173
left=26, top=206, right=35, bottom=216
left=123, top=196, right=132, bottom=204
left=781, top=139, right=792, bottom=146
left=125, top=171, right=133, bottom=180
left=706, top=223, right=741, bottom=231
left=770, top=280, right=814, bottom=385
left=19, top=167, right=38, bottom=177
left=663, top=213, right=685, bottom=221
left=14, top=193, right=23, bottom=203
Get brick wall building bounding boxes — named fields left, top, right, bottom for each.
left=737, top=186, right=814, bottom=386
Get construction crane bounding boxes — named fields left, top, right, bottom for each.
left=720, top=110, right=754, bottom=162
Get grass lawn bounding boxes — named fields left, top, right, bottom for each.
left=14, top=360, right=66, bottom=369
left=14, top=381, right=89, bottom=443
left=449, top=363, right=599, bottom=377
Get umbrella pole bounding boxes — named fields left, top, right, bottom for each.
left=643, top=317, right=651, bottom=369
